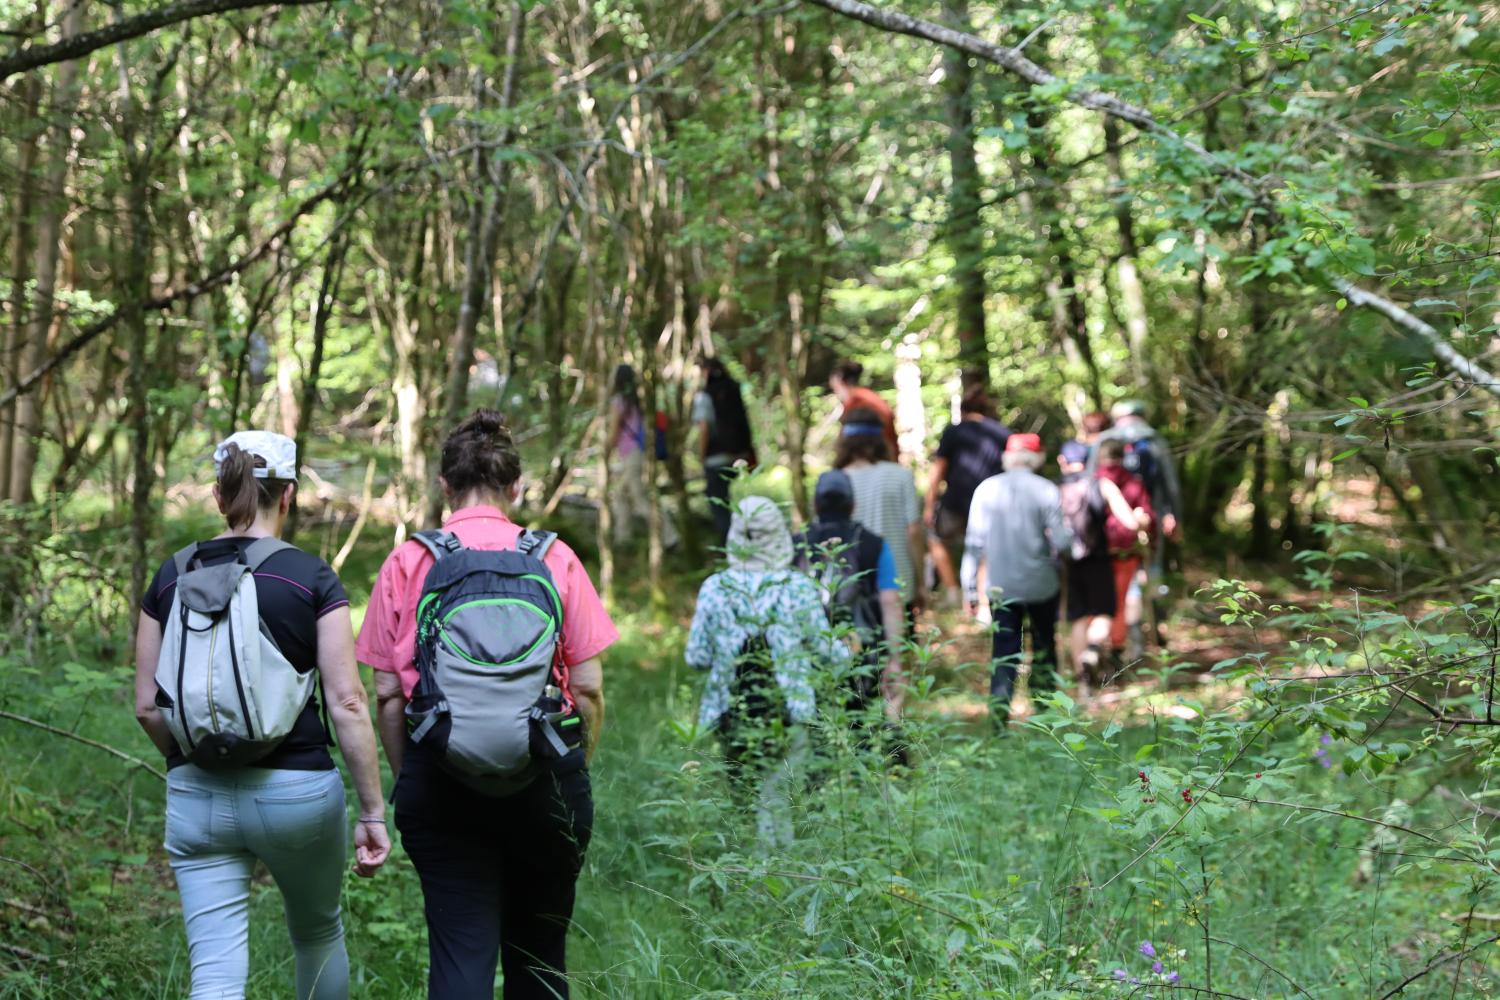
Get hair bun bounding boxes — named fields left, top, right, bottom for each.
left=467, top=409, right=506, bottom=437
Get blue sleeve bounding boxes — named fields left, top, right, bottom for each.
left=876, top=542, right=898, bottom=592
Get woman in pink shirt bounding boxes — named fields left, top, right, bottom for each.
left=357, top=410, right=617, bottom=1000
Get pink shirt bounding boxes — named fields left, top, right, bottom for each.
left=356, top=506, right=618, bottom=699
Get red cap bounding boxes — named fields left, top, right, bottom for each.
left=1006, top=432, right=1043, bottom=454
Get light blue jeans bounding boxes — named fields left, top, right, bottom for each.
left=165, top=764, right=348, bottom=1000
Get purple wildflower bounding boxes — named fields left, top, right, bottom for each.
left=1321, top=733, right=1333, bottom=745
left=1166, top=971, right=1180, bottom=984
left=1113, top=969, right=1128, bottom=980
left=1319, top=756, right=1333, bottom=769
left=1152, top=960, right=1163, bottom=974
left=1140, top=940, right=1156, bottom=958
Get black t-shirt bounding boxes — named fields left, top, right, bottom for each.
left=935, top=418, right=1011, bottom=516
left=141, top=537, right=349, bottom=771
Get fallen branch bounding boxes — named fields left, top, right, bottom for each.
left=0, top=0, right=328, bottom=81
left=0, top=941, right=59, bottom=966
left=800, top=0, right=1499, bottom=397
left=0, top=711, right=165, bottom=781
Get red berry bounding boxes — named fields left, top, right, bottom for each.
left=1138, top=770, right=1149, bottom=783
left=1254, top=772, right=1262, bottom=778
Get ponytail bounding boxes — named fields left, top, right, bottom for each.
left=217, top=443, right=293, bottom=530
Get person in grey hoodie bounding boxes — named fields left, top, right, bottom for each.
left=962, top=433, right=1073, bottom=725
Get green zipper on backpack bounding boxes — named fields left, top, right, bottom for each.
left=438, top=598, right=557, bottom=668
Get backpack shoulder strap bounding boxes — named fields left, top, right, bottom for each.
left=516, top=529, right=558, bottom=561
left=171, top=542, right=200, bottom=577
left=243, top=537, right=295, bottom=573
left=412, top=529, right=462, bottom=564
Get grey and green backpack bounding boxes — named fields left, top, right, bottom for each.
left=153, top=538, right=315, bottom=768
left=406, top=529, right=582, bottom=796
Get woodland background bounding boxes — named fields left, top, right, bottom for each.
left=2, top=1, right=1500, bottom=997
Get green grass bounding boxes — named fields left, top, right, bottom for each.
left=1, top=534, right=1496, bottom=998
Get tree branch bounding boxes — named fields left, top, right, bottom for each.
left=800, top=0, right=1499, bottom=397
left=0, top=0, right=329, bottom=81
left=0, top=710, right=165, bottom=781
left=0, top=168, right=354, bottom=412
left=1335, top=279, right=1500, bottom=400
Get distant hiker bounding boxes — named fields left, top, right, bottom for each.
left=687, top=496, right=846, bottom=846
left=604, top=363, right=678, bottom=548
left=836, top=407, right=928, bottom=621
left=1078, top=410, right=1112, bottom=455
left=1096, top=436, right=1157, bottom=658
left=1095, top=400, right=1180, bottom=542
left=1093, top=401, right=1175, bottom=658
left=358, top=410, right=616, bottom=1000
left=962, top=433, right=1073, bottom=725
left=134, top=430, right=390, bottom=1000
left=1058, top=441, right=1151, bottom=695
left=924, top=387, right=1010, bottom=609
left=693, top=357, right=756, bottom=546
left=794, top=469, right=907, bottom=722
left=828, top=359, right=900, bottom=461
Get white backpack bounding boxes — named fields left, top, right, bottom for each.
left=153, top=538, right=316, bottom=768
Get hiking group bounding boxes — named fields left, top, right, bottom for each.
left=130, top=359, right=1179, bottom=999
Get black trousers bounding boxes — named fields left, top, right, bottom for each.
left=990, top=595, right=1060, bottom=720
left=396, top=745, right=594, bottom=1000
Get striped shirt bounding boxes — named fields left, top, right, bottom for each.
left=846, top=461, right=921, bottom=602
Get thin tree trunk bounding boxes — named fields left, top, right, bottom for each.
left=1027, top=107, right=1103, bottom=409
left=285, top=227, right=348, bottom=541
left=1, top=63, right=43, bottom=501
left=429, top=3, right=526, bottom=527
left=1104, top=110, right=1149, bottom=391
left=9, top=1, right=86, bottom=503
left=1248, top=419, right=1270, bottom=559
left=942, top=0, right=987, bottom=390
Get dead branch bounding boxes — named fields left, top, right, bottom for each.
left=0, top=711, right=165, bottom=780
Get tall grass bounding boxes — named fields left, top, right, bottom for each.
left=0, top=530, right=1494, bottom=997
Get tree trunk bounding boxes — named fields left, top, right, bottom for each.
left=429, top=3, right=526, bottom=525
left=9, top=1, right=86, bottom=503
left=941, top=0, right=988, bottom=391
left=1248, top=419, right=1271, bottom=559
left=285, top=228, right=348, bottom=541
left=1, top=64, right=43, bottom=502
left=1104, top=111, right=1149, bottom=391
left=1027, top=107, right=1103, bottom=409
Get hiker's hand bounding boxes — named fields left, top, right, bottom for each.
left=1163, top=513, right=1180, bottom=541
left=354, top=820, right=391, bottom=877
